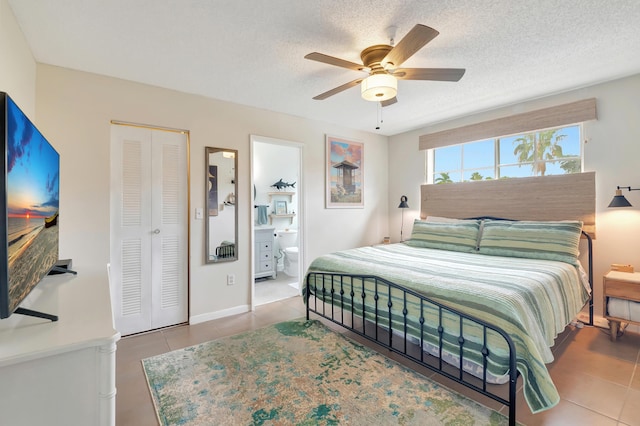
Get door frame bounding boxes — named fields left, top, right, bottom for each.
left=110, top=120, right=191, bottom=330
left=249, top=135, right=304, bottom=311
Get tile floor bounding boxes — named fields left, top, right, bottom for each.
left=254, top=272, right=300, bottom=306
left=116, top=296, right=640, bottom=425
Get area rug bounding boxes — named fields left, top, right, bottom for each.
left=142, top=319, right=510, bottom=425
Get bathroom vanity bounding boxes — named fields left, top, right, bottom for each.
left=254, top=227, right=276, bottom=279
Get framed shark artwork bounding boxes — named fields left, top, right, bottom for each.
left=326, top=135, right=364, bottom=209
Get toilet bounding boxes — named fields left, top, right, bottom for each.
left=276, top=229, right=299, bottom=277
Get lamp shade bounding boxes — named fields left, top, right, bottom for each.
left=398, top=195, right=409, bottom=209
left=361, top=74, right=397, bottom=102
left=608, top=189, right=633, bottom=207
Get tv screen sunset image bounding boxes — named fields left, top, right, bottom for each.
left=5, top=96, right=59, bottom=314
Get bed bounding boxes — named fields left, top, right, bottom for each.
left=305, top=172, right=596, bottom=426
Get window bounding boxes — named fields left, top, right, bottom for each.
left=430, top=125, right=582, bottom=183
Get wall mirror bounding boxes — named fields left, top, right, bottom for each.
left=206, top=147, right=238, bottom=263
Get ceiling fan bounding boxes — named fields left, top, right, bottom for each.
left=305, top=24, right=465, bottom=107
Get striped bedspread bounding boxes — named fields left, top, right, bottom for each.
left=305, top=243, right=589, bottom=413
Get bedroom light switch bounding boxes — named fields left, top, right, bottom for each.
left=195, top=208, right=203, bottom=220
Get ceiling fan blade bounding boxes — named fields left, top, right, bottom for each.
left=304, top=52, right=365, bottom=71
left=381, top=97, right=397, bottom=107
left=382, top=24, right=439, bottom=68
left=312, top=78, right=363, bottom=100
left=394, top=68, right=466, bottom=82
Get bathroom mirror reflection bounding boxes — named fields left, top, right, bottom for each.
left=206, top=147, right=238, bottom=263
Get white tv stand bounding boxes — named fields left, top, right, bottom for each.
left=0, top=268, right=120, bottom=426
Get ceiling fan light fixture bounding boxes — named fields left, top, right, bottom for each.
left=361, top=74, right=397, bottom=102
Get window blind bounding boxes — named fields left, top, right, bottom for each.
left=419, top=98, right=597, bottom=151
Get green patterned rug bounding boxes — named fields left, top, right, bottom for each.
left=142, top=319, right=510, bottom=425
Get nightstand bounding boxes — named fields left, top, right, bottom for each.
left=603, top=270, right=640, bottom=341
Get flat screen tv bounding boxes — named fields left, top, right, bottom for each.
left=0, top=92, right=60, bottom=320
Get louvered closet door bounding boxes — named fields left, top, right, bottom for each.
left=110, top=124, right=188, bottom=336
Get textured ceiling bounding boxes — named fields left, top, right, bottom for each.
left=7, top=0, right=640, bottom=135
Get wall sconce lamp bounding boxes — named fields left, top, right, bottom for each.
left=398, top=195, right=409, bottom=241
left=608, top=186, right=640, bottom=208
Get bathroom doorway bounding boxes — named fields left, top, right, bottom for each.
left=250, top=135, right=304, bottom=308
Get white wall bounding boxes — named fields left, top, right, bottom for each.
left=389, top=74, right=640, bottom=320
left=0, top=0, right=36, bottom=115
left=34, top=64, right=390, bottom=320
left=253, top=141, right=299, bottom=230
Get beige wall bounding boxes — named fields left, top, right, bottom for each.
left=34, top=65, right=389, bottom=320
left=389, top=74, right=640, bottom=322
left=0, top=0, right=36, bottom=114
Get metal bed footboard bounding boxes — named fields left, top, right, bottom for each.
left=305, top=272, right=518, bottom=426
left=215, top=244, right=235, bottom=259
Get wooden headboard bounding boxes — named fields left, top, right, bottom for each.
left=421, top=172, right=596, bottom=237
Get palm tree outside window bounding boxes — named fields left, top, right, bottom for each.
left=431, top=125, right=581, bottom=184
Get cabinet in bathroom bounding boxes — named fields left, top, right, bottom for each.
left=254, top=227, right=276, bottom=280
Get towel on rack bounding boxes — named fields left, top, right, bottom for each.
left=257, top=205, right=268, bottom=225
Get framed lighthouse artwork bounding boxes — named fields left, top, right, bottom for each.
left=326, top=135, right=364, bottom=209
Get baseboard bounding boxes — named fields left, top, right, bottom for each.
left=189, top=304, right=250, bottom=325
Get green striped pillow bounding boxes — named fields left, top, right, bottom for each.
left=406, top=219, right=480, bottom=253
left=478, top=220, right=583, bottom=264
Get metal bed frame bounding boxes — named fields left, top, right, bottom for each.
left=215, top=243, right=235, bottom=259
left=305, top=231, right=593, bottom=426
